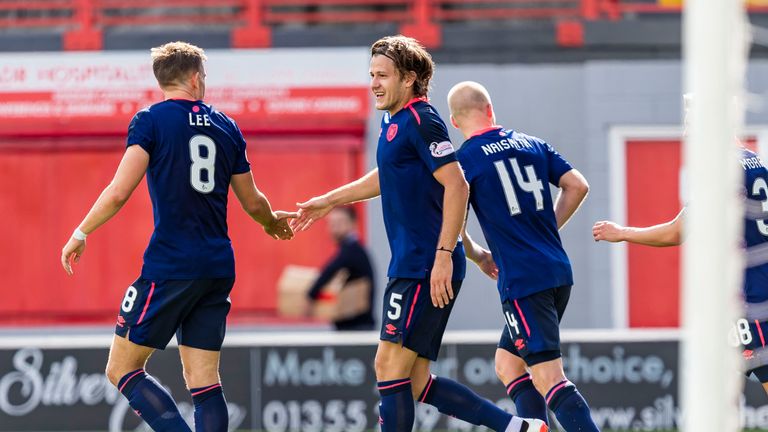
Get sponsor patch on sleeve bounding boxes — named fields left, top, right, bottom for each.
left=429, top=141, right=455, bottom=157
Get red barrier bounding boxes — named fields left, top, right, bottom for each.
left=0, top=135, right=364, bottom=324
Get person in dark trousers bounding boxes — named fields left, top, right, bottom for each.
left=306, top=206, right=375, bottom=331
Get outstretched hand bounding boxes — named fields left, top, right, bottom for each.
left=61, top=238, right=86, bottom=276
left=475, top=249, right=499, bottom=280
left=291, top=196, right=334, bottom=232
left=264, top=211, right=299, bottom=240
left=592, top=221, right=625, bottom=242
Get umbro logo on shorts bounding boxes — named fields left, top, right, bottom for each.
left=385, top=323, right=397, bottom=335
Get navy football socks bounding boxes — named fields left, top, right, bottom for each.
left=378, top=378, right=415, bottom=432
left=506, top=373, right=548, bottom=424
left=546, top=380, right=599, bottom=432
left=418, top=374, right=513, bottom=432
left=118, top=369, right=191, bottom=432
left=190, top=383, right=228, bottom=432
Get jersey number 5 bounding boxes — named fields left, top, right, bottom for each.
left=494, top=158, right=544, bottom=216
left=190, top=135, right=216, bottom=194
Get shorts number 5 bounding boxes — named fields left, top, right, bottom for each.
left=388, top=293, right=403, bottom=320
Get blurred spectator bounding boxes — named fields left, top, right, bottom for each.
left=306, top=206, right=375, bottom=331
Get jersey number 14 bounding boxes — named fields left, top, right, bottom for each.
left=494, top=158, right=544, bottom=215
left=190, top=135, right=216, bottom=194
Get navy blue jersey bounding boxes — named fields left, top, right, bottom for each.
left=376, top=98, right=466, bottom=280
left=457, top=127, right=573, bottom=301
left=743, top=148, right=768, bottom=303
left=126, top=99, right=250, bottom=280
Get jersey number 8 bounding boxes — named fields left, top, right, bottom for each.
left=190, top=135, right=216, bottom=194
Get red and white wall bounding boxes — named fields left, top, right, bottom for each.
left=0, top=48, right=371, bottom=324
left=608, top=126, right=768, bottom=328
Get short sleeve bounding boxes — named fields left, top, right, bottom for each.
left=231, top=119, right=251, bottom=175
left=411, top=107, right=458, bottom=172
left=456, top=149, right=475, bottom=184
left=126, top=109, right=154, bottom=154
left=544, top=142, right=573, bottom=185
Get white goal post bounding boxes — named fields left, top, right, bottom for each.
left=681, top=0, right=749, bottom=430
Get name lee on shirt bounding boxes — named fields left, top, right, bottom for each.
left=189, top=113, right=211, bottom=126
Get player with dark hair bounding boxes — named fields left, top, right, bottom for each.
left=448, top=81, right=598, bottom=431
left=293, top=36, right=546, bottom=432
left=60, top=41, right=296, bottom=432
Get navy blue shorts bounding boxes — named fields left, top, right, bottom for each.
left=379, top=277, right=463, bottom=361
left=738, top=318, right=768, bottom=383
left=498, top=286, right=571, bottom=366
left=115, top=277, right=235, bottom=351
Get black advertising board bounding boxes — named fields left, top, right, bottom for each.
left=0, top=333, right=766, bottom=431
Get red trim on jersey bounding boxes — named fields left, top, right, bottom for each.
left=514, top=299, right=531, bottom=337
left=406, top=284, right=422, bottom=329
left=469, top=125, right=503, bottom=138
left=136, top=282, right=156, bottom=325
left=408, top=105, right=421, bottom=125
left=403, top=97, right=428, bottom=109
left=757, top=319, right=766, bottom=347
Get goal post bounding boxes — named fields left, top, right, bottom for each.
left=681, top=0, right=749, bottom=430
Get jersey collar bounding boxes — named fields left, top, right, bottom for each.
left=469, top=125, right=503, bottom=139
left=403, top=96, right=428, bottom=110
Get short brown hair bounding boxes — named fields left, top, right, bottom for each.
left=150, top=41, right=207, bottom=88
left=371, top=35, right=434, bottom=97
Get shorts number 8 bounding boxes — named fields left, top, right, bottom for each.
left=122, top=286, right=138, bottom=313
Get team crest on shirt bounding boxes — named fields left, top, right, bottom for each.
left=429, top=141, right=455, bottom=157
left=386, top=124, right=398, bottom=142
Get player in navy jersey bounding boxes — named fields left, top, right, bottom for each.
left=292, top=37, right=546, bottom=432
left=447, top=81, right=598, bottom=431
left=60, top=42, right=296, bottom=432
left=593, top=147, right=768, bottom=395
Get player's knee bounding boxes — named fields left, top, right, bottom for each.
left=374, top=350, right=389, bottom=379
left=374, top=349, right=409, bottom=380
left=494, top=360, right=515, bottom=385
left=530, top=367, right=566, bottom=396
left=182, top=364, right=219, bottom=389
left=105, top=362, right=125, bottom=387
left=494, top=350, right=525, bottom=385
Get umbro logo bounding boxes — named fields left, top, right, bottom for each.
left=385, top=323, right=397, bottom=335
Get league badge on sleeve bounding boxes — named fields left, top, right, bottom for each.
left=430, top=141, right=455, bottom=157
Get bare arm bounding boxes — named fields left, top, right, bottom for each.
left=430, top=161, right=470, bottom=308
left=554, top=169, right=589, bottom=230
left=461, top=220, right=498, bottom=280
left=60, top=145, right=149, bottom=275
left=293, top=168, right=380, bottom=232
left=230, top=171, right=297, bottom=239
left=593, top=209, right=685, bottom=247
